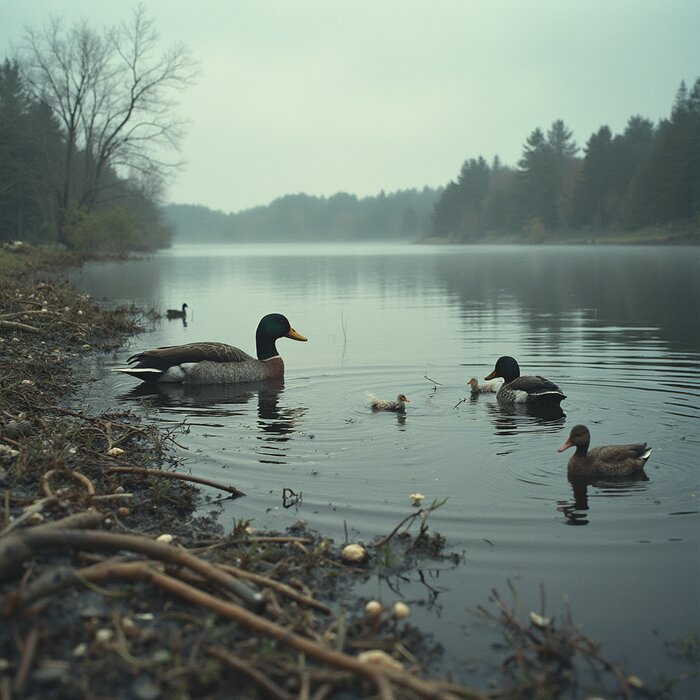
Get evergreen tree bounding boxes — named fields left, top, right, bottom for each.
left=626, top=79, right=700, bottom=228
left=517, top=127, right=559, bottom=231
left=572, top=126, right=614, bottom=228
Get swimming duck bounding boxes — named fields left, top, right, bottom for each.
left=166, top=303, right=188, bottom=319
left=467, top=376, right=503, bottom=394
left=484, top=356, right=565, bottom=405
left=558, top=424, right=652, bottom=476
left=370, top=394, right=411, bottom=412
left=116, top=313, right=307, bottom=384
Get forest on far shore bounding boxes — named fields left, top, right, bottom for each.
left=430, top=78, right=699, bottom=243
left=2, top=16, right=698, bottom=252
left=165, top=77, right=699, bottom=245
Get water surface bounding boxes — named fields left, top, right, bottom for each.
left=69, top=243, right=700, bottom=692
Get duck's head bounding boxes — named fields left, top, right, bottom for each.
left=467, top=377, right=479, bottom=392
left=397, top=394, right=410, bottom=404
left=484, top=356, right=520, bottom=384
left=256, top=313, right=307, bottom=360
left=557, top=424, right=590, bottom=453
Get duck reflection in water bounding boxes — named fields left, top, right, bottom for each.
left=119, top=377, right=306, bottom=447
left=557, top=471, right=650, bottom=526
left=485, top=400, right=566, bottom=436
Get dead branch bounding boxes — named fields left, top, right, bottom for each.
left=217, top=562, right=332, bottom=615
left=107, top=465, right=245, bottom=497
left=12, top=624, right=41, bottom=697
left=0, top=528, right=263, bottom=609
left=0, top=320, right=40, bottom=333
left=0, top=497, right=58, bottom=538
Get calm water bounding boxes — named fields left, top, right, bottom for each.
left=69, top=243, right=700, bottom=692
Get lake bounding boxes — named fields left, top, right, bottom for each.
left=68, top=242, right=700, bottom=693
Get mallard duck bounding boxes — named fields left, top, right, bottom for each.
left=116, top=313, right=307, bottom=384
left=484, top=356, right=565, bottom=405
left=166, top=303, right=188, bottom=319
left=467, top=376, right=503, bottom=394
left=370, top=394, right=410, bottom=412
left=558, top=424, right=652, bottom=476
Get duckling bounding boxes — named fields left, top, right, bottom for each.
left=166, top=303, right=188, bottom=319
left=370, top=393, right=411, bottom=412
left=558, top=424, right=653, bottom=476
left=467, top=376, right=504, bottom=394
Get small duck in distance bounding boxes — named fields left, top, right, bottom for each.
left=484, top=356, right=565, bottom=405
left=116, top=313, right=307, bottom=385
left=166, top=303, right=188, bottom=319
left=467, top=376, right=503, bottom=394
left=558, top=424, right=653, bottom=476
left=370, top=393, right=411, bottom=412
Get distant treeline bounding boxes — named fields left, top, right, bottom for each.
left=163, top=188, right=441, bottom=243
left=432, top=79, right=700, bottom=242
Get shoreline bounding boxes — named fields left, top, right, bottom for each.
left=0, top=246, right=686, bottom=698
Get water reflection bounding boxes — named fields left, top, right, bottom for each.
left=118, top=378, right=306, bottom=463
left=484, top=401, right=566, bottom=436
left=437, top=246, right=700, bottom=353
left=557, top=472, right=650, bottom=526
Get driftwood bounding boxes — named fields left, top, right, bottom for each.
left=0, top=527, right=263, bottom=609
left=107, top=465, right=246, bottom=497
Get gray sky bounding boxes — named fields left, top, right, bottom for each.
left=1, top=1, right=698, bottom=213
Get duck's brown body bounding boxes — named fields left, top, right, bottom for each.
left=370, top=394, right=410, bottom=412
left=558, top=424, right=652, bottom=476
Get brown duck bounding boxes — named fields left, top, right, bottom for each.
left=369, top=393, right=411, bottom=412
left=557, top=424, right=653, bottom=476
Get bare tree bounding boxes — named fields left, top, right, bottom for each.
left=16, top=5, right=197, bottom=244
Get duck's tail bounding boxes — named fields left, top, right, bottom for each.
left=112, top=367, right=163, bottom=382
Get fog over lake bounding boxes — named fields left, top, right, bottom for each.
left=69, top=242, right=700, bottom=691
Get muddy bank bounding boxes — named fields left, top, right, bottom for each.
left=0, top=247, right=684, bottom=699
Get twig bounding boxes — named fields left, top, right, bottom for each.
left=217, top=562, right=332, bottom=615
left=40, top=469, right=95, bottom=497
left=107, top=466, right=246, bottom=498
left=424, top=375, right=444, bottom=386
left=207, top=646, right=295, bottom=700
left=372, top=511, right=423, bottom=548
left=12, top=625, right=41, bottom=696
left=0, top=319, right=40, bottom=333
left=0, top=496, right=58, bottom=538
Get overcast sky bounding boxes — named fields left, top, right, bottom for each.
left=1, top=1, right=698, bottom=213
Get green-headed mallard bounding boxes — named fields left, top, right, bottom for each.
left=166, top=303, right=188, bottom=319
left=117, top=313, right=307, bottom=384
left=558, top=424, right=653, bottom=476
left=369, top=393, right=410, bottom=412
left=485, top=356, right=565, bottom=405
